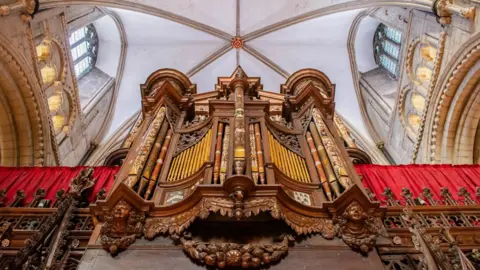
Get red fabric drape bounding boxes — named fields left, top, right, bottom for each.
left=0, top=166, right=119, bottom=205
left=356, top=164, right=480, bottom=205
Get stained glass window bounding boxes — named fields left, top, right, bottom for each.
left=69, top=24, right=98, bottom=78
left=373, top=23, right=402, bottom=78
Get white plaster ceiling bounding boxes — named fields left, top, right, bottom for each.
left=95, top=5, right=374, bottom=142
left=355, top=16, right=379, bottom=73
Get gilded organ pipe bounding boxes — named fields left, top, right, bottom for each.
left=309, top=122, right=341, bottom=197
left=249, top=124, right=259, bottom=183
left=138, top=120, right=169, bottom=195
left=306, top=132, right=332, bottom=200
left=268, top=131, right=310, bottom=183
left=219, top=125, right=230, bottom=184
left=125, top=107, right=166, bottom=189
left=167, top=129, right=212, bottom=182
left=312, top=108, right=353, bottom=189
left=254, top=123, right=265, bottom=184
left=213, top=122, right=224, bottom=184
left=145, top=129, right=173, bottom=199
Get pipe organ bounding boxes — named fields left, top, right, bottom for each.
left=112, top=67, right=366, bottom=206
left=90, top=67, right=385, bottom=268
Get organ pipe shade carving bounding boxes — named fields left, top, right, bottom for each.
left=167, top=129, right=212, bottom=181
left=267, top=130, right=310, bottom=183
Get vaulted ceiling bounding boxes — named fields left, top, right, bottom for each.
left=90, top=1, right=374, bottom=140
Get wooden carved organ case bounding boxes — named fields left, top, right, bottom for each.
left=91, top=67, right=384, bottom=268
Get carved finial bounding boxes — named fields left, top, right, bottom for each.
left=422, top=188, right=437, bottom=205
left=382, top=187, right=399, bottom=206
left=401, top=188, right=415, bottom=206
left=440, top=187, right=457, bottom=205
left=95, top=188, right=107, bottom=202
left=365, top=188, right=377, bottom=202
left=458, top=187, right=476, bottom=205
left=69, top=167, right=95, bottom=197
left=9, top=190, right=25, bottom=207
left=0, top=189, right=5, bottom=206
left=29, top=188, right=46, bottom=207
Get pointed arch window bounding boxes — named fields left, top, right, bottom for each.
left=374, top=23, right=402, bottom=78
left=69, top=24, right=98, bottom=79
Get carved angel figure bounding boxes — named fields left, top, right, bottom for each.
left=100, top=199, right=145, bottom=255
left=335, top=201, right=385, bottom=254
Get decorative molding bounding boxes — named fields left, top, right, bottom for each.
left=427, top=32, right=480, bottom=163
left=410, top=31, right=446, bottom=163
left=0, top=34, right=51, bottom=166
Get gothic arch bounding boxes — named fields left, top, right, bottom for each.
left=425, top=32, right=480, bottom=164
left=0, top=34, right=53, bottom=166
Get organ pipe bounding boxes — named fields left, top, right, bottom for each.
left=267, top=131, right=310, bottom=183
left=312, top=108, right=353, bottom=189
left=213, top=123, right=224, bottom=184
left=144, top=129, right=173, bottom=199
left=138, top=120, right=169, bottom=195
left=219, top=125, right=230, bottom=184
left=124, top=107, right=166, bottom=189
left=254, top=123, right=265, bottom=184
left=167, top=129, right=212, bottom=182
left=309, top=122, right=341, bottom=197
left=249, top=124, right=259, bottom=183
left=306, top=132, right=333, bottom=200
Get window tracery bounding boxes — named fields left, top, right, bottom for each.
left=373, top=23, right=402, bottom=78
left=69, top=24, right=98, bottom=78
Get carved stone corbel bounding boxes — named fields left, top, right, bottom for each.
left=100, top=199, right=145, bottom=255
left=334, top=201, right=386, bottom=254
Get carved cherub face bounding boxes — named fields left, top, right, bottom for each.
left=346, top=202, right=364, bottom=222
left=113, top=200, right=131, bottom=219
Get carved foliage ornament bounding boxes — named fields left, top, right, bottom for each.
left=175, top=124, right=212, bottom=156
left=176, top=232, right=294, bottom=268
left=100, top=199, right=145, bottom=255
left=144, top=197, right=336, bottom=240
left=268, top=127, right=303, bottom=157
left=334, top=201, right=386, bottom=254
